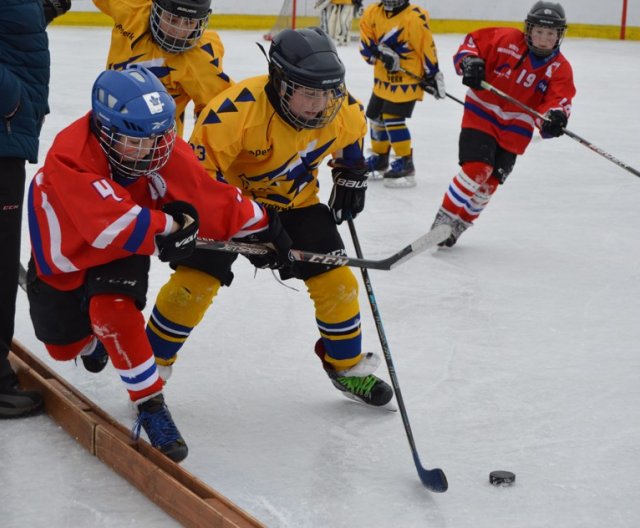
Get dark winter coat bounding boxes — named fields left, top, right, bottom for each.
left=0, top=0, right=50, bottom=163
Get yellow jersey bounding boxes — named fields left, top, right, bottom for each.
left=359, top=3, right=440, bottom=103
left=189, top=75, right=367, bottom=210
left=94, top=0, right=233, bottom=137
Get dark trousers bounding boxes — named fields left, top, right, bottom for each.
left=0, top=157, right=26, bottom=382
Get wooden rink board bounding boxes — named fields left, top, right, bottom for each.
left=9, top=339, right=265, bottom=528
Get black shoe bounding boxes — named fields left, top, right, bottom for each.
left=81, top=340, right=109, bottom=373
left=0, top=376, right=44, bottom=419
left=133, top=394, right=188, bottom=462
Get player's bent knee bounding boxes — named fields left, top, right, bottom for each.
left=305, top=266, right=360, bottom=317
left=46, top=335, right=94, bottom=361
left=88, top=294, right=143, bottom=333
left=155, top=266, right=221, bottom=328
left=462, top=161, right=493, bottom=184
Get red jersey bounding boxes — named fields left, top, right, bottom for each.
left=453, top=27, right=576, bottom=155
left=28, top=113, right=268, bottom=291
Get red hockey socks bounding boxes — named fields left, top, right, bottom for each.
left=89, top=294, right=163, bottom=403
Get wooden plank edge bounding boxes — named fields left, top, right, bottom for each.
left=10, top=339, right=265, bottom=528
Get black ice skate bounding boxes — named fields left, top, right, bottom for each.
left=383, top=154, right=416, bottom=188
left=315, top=340, right=394, bottom=407
left=365, top=152, right=390, bottom=179
left=80, top=339, right=109, bottom=373
left=133, top=393, right=188, bottom=462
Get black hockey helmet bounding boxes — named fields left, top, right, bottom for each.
left=269, top=27, right=346, bottom=129
left=380, top=0, right=410, bottom=12
left=150, top=0, right=211, bottom=53
left=525, top=1, right=567, bottom=56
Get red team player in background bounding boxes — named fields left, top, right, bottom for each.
left=25, top=66, right=287, bottom=461
left=431, top=1, right=576, bottom=247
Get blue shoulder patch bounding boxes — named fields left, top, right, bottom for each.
left=217, top=98, right=238, bottom=114
left=235, top=87, right=256, bottom=103
left=202, top=109, right=221, bottom=124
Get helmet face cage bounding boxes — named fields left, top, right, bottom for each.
left=150, top=1, right=210, bottom=53
left=97, top=123, right=177, bottom=180
left=91, top=66, right=177, bottom=180
left=381, top=0, right=409, bottom=11
left=277, top=75, right=346, bottom=129
left=525, top=2, right=567, bottom=56
left=268, top=27, right=346, bottom=129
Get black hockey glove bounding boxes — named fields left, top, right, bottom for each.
left=239, top=209, right=293, bottom=270
left=376, top=44, right=401, bottom=72
left=421, top=71, right=446, bottom=99
left=328, top=166, right=368, bottom=225
left=540, top=109, right=568, bottom=137
left=42, top=0, right=71, bottom=24
left=461, top=56, right=485, bottom=90
left=156, top=201, right=199, bottom=263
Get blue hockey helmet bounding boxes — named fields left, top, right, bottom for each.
left=91, top=65, right=177, bottom=179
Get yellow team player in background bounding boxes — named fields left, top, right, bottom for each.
left=94, top=0, right=232, bottom=137
left=146, top=27, right=394, bottom=408
left=360, top=0, right=445, bottom=188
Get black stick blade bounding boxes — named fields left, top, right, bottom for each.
left=414, top=453, right=448, bottom=492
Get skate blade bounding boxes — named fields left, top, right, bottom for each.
left=340, top=391, right=398, bottom=412
left=383, top=176, right=416, bottom=188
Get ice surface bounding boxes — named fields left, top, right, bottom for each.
left=4, top=27, right=640, bottom=528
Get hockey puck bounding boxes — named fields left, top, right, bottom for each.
left=489, top=470, right=516, bottom=486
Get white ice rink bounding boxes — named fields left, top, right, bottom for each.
left=3, top=27, right=640, bottom=528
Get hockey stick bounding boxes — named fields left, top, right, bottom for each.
left=398, top=66, right=465, bottom=106
left=15, top=227, right=451, bottom=296
left=195, top=224, right=451, bottom=271
left=347, top=220, right=448, bottom=492
left=480, top=80, right=640, bottom=178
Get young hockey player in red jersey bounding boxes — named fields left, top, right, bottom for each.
left=431, top=1, right=576, bottom=246
left=26, top=66, right=287, bottom=462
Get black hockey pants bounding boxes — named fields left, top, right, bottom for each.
left=0, top=157, right=26, bottom=383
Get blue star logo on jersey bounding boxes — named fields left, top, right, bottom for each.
left=379, top=27, right=411, bottom=61
left=111, top=56, right=175, bottom=80
left=145, top=65, right=175, bottom=80
left=111, top=54, right=145, bottom=70
left=243, top=138, right=336, bottom=206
